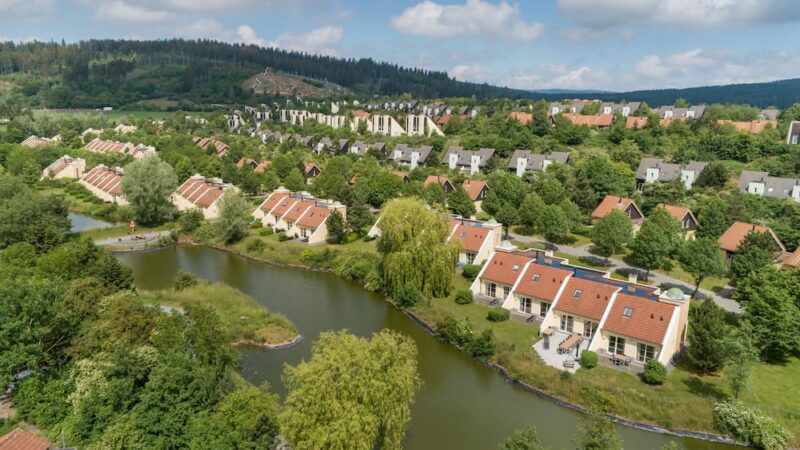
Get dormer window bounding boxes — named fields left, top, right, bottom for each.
left=623, top=307, right=633, bottom=317
left=573, top=289, right=583, bottom=298
left=532, top=274, right=540, bottom=282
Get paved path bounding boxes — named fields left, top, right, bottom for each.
left=95, top=230, right=173, bottom=251
left=509, top=233, right=742, bottom=314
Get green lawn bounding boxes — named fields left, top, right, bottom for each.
left=663, top=265, right=730, bottom=293
left=140, top=282, right=298, bottom=346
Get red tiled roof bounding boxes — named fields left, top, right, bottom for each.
left=555, top=278, right=619, bottom=321
left=715, top=119, right=777, bottom=134
left=562, top=113, right=613, bottom=127
left=298, top=205, right=343, bottom=229
left=480, top=251, right=531, bottom=286
left=656, top=204, right=692, bottom=222
left=514, top=263, right=572, bottom=302
left=0, top=428, right=50, bottom=450
left=591, top=195, right=641, bottom=220
left=424, top=175, right=451, bottom=187
left=717, top=221, right=784, bottom=253
left=304, top=162, right=320, bottom=177
left=20, top=136, right=50, bottom=148
left=351, top=109, right=370, bottom=120
left=449, top=220, right=490, bottom=253
left=282, top=198, right=316, bottom=222
left=175, top=177, right=226, bottom=209
left=85, top=138, right=129, bottom=154
left=508, top=111, right=534, bottom=125
left=81, top=166, right=124, bottom=196
left=603, top=294, right=675, bottom=345
left=259, top=191, right=291, bottom=213
left=783, top=247, right=800, bottom=268
left=237, top=158, right=270, bottom=173
left=625, top=116, right=648, bottom=129
left=462, top=179, right=487, bottom=201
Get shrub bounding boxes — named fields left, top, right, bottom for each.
left=581, top=350, right=598, bottom=369
left=364, top=269, right=384, bottom=293
left=560, top=370, right=572, bottom=382
left=277, top=232, right=289, bottom=242
left=462, top=264, right=481, bottom=280
left=641, top=359, right=668, bottom=385
left=713, top=400, right=792, bottom=449
left=249, top=220, right=263, bottom=229
left=178, top=210, right=204, bottom=233
left=454, top=289, right=473, bottom=305
left=172, top=270, right=198, bottom=291
left=193, top=222, right=218, bottom=243
left=246, top=238, right=267, bottom=254
left=333, top=252, right=378, bottom=283
left=486, top=307, right=510, bottom=322
left=259, top=227, right=274, bottom=237
left=299, top=248, right=338, bottom=269
left=435, top=316, right=473, bottom=347
left=466, top=329, right=496, bottom=358
left=394, top=284, right=421, bottom=309
left=343, top=232, right=360, bottom=244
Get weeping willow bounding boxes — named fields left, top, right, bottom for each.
left=378, top=198, right=461, bottom=298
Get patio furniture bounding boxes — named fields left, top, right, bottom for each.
left=612, top=354, right=625, bottom=366
left=563, top=359, right=575, bottom=369
left=624, top=356, right=632, bottom=366
left=558, top=333, right=582, bottom=354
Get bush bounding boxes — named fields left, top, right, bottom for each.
left=299, top=248, right=338, bottom=269
left=364, top=269, right=384, bottom=293
left=178, top=210, right=204, bottom=233
left=342, top=232, right=360, bottom=244
left=641, top=359, right=668, bottom=385
left=466, top=329, right=496, bottom=358
left=462, top=264, right=481, bottom=280
left=246, top=238, right=267, bottom=254
left=713, top=400, right=793, bottom=449
left=193, top=222, right=218, bottom=243
left=581, top=350, right=598, bottom=369
left=259, top=227, right=274, bottom=237
left=277, top=232, right=289, bottom=242
left=435, top=316, right=473, bottom=347
left=394, top=284, right=421, bottom=309
left=486, top=307, right=510, bottom=322
left=333, top=252, right=378, bottom=283
left=249, top=220, right=263, bottom=229
left=172, top=270, right=198, bottom=291
left=454, top=289, right=473, bottom=305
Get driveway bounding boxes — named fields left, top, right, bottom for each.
left=509, top=232, right=742, bottom=314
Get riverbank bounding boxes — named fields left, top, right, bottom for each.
left=183, top=231, right=798, bottom=446
left=140, top=281, right=300, bottom=348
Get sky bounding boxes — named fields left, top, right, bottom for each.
left=2, top=0, right=800, bottom=92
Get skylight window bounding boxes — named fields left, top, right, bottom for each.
left=573, top=289, right=582, bottom=298
left=512, top=264, right=520, bottom=272
left=459, top=232, right=465, bottom=238
left=532, top=274, right=540, bottom=282
left=623, top=307, right=633, bottom=317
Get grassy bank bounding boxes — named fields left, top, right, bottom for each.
left=141, top=282, right=299, bottom=347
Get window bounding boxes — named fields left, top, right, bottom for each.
left=512, top=264, right=520, bottom=272
left=573, top=289, right=583, bottom=298
left=466, top=252, right=476, bottom=264
left=637, top=343, right=655, bottom=362
left=459, top=231, right=465, bottom=238
left=623, top=307, right=633, bottom=318
left=539, top=302, right=550, bottom=318
left=503, top=286, right=511, bottom=298
left=583, top=321, right=597, bottom=339
left=793, top=135, right=798, bottom=144
left=608, top=335, right=626, bottom=355
left=486, top=283, right=496, bottom=298
left=519, top=297, right=532, bottom=314
left=531, top=273, right=540, bottom=282
left=560, top=315, right=574, bottom=333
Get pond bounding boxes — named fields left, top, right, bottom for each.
left=117, top=246, right=737, bottom=450
left=69, top=213, right=115, bottom=233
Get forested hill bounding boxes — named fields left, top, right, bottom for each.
left=0, top=39, right=527, bottom=108
left=531, top=78, right=800, bottom=109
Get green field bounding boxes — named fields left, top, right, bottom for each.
left=31, top=109, right=206, bottom=121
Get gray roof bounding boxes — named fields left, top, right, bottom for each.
left=787, top=121, right=800, bottom=144
left=393, top=144, right=433, bottom=164
left=635, top=158, right=708, bottom=181
left=350, top=141, right=386, bottom=156
left=442, top=147, right=495, bottom=167
left=739, top=170, right=800, bottom=199
left=760, top=109, right=779, bottom=121
left=508, top=150, right=570, bottom=170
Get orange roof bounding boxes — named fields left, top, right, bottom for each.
left=282, top=198, right=316, bottom=222
left=717, top=221, right=784, bottom=253
left=449, top=220, right=490, bottom=253
left=393, top=171, right=409, bottom=181
left=424, top=175, right=451, bottom=188
left=508, top=111, right=534, bottom=125
left=514, top=263, right=572, bottom=302
left=85, top=138, right=129, bottom=154
left=351, top=109, right=370, bottom=120
left=562, top=113, right=613, bottom=127
left=656, top=204, right=692, bottom=222
left=591, top=195, right=641, bottom=221
left=175, top=176, right=227, bottom=209
left=480, top=251, right=531, bottom=286
left=782, top=247, right=800, bottom=268
left=259, top=191, right=291, bottom=213
left=603, top=294, right=675, bottom=345
left=298, top=205, right=343, bottom=229
left=555, top=278, right=619, bottom=321
left=462, top=179, right=487, bottom=201
left=0, top=429, right=50, bottom=450
left=237, top=158, right=269, bottom=172
left=625, top=116, right=648, bottom=129
left=81, top=166, right=124, bottom=196
left=304, top=162, right=320, bottom=177
left=715, top=119, right=777, bottom=134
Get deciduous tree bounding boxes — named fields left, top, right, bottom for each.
left=679, top=237, right=726, bottom=298
left=122, top=155, right=178, bottom=225
left=591, top=210, right=632, bottom=261
left=217, top=190, right=250, bottom=244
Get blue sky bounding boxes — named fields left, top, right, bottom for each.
left=2, top=0, right=799, bottom=92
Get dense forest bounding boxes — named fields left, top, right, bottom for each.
left=0, top=39, right=526, bottom=108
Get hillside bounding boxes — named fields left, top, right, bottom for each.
left=244, top=67, right=348, bottom=98
left=530, top=78, right=800, bottom=109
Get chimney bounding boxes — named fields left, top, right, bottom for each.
left=627, top=272, right=638, bottom=284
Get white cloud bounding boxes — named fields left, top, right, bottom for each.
left=0, top=0, right=54, bottom=22
left=449, top=65, right=494, bottom=83
left=557, top=0, right=800, bottom=29
left=634, top=55, right=669, bottom=79
left=391, top=0, right=544, bottom=42
left=266, top=26, right=343, bottom=55
left=175, top=19, right=235, bottom=41
left=94, top=1, right=175, bottom=23
left=635, top=49, right=719, bottom=79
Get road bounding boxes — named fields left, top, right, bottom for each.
left=509, top=232, right=742, bottom=314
